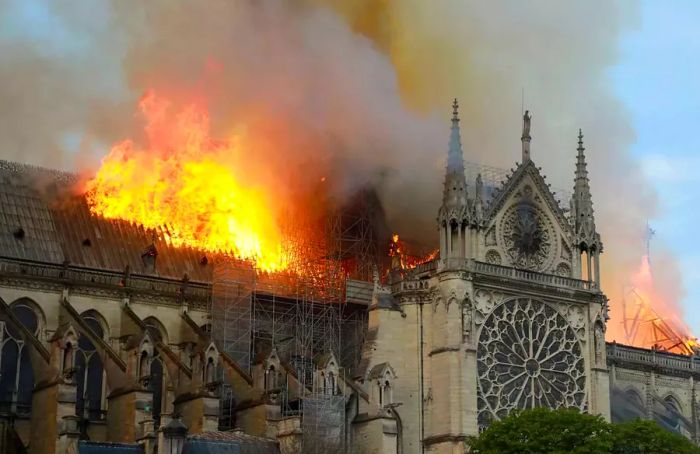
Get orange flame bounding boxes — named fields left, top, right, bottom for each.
left=617, top=255, right=697, bottom=355
left=83, top=91, right=287, bottom=272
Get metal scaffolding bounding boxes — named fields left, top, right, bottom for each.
left=209, top=190, right=377, bottom=452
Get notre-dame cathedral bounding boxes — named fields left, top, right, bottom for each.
left=0, top=101, right=697, bottom=453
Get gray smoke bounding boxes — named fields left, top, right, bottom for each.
left=0, top=0, right=686, bottom=336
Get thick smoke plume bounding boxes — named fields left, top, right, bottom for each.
left=0, top=0, right=687, bottom=340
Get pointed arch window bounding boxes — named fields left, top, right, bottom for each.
left=326, top=372, right=336, bottom=396
left=383, top=379, right=392, bottom=405
left=76, top=311, right=106, bottom=423
left=0, top=301, right=38, bottom=418
left=141, top=319, right=167, bottom=430
left=265, top=365, right=277, bottom=390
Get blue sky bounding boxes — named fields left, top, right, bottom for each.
left=610, top=0, right=700, bottom=332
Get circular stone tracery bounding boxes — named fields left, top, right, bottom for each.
left=501, top=204, right=553, bottom=271
left=477, top=298, right=586, bottom=428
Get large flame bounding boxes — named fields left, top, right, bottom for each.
left=616, top=255, right=697, bottom=355
left=84, top=91, right=287, bottom=272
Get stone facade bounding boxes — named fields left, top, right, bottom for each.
left=0, top=104, right=695, bottom=453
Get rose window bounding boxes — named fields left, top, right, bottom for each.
left=501, top=204, right=552, bottom=271
left=477, top=298, right=586, bottom=428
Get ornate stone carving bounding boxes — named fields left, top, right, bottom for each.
left=500, top=203, right=554, bottom=271
left=485, top=226, right=497, bottom=247
left=565, top=305, right=585, bottom=331
left=473, top=288, right=505, bottom=323
left=485, top=250, right=502, bottom=265
left=560, top=240, right=572, bottom=261
left=477, top=298, right=586, bottom=426
left=555, top=263, right=571, bottom=277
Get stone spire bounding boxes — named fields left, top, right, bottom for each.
left=571, top=129, right=599, bottom=249
left=442, top=99, right=468, bottom=208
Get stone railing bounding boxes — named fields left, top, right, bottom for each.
left=435, top=258, right=594, bottom=291
left=471, top=260, right=594, bottom=290
left=607, top=342, right=700, bottom=374
left=0, top=256, right=211, bottom=310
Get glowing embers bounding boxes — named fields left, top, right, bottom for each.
left=83, top=91, right=287, bottom=272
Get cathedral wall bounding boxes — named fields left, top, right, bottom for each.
left=0, top=278, right=211, bottom=450
left=367, top=302, right=423, bottom=453
left=608, top=344, right=699, bottom=440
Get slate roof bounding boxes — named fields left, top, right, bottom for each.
left=0, top=160, right=213, bottom=282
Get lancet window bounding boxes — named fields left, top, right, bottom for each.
left=0, top=300, right=39, bottom=418
left=76, top=311, right=106, bottom=423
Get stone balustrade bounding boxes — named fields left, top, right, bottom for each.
left=0, top=256, right=211, bottom=309
left=432, top=258, right=594, bottom=291
left=607, top=342, right=700, bottom=374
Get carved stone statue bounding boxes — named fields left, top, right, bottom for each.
left=522, top=110, right=531, bottom=138
left=462, top=298, right=473, bottom=340
left=594, top=324, right=604, bottom=364
left=475, top=173, right=483, bottom=199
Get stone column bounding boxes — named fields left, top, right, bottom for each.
left=594, top=252, right=601, bottom=287
left=439, top=224, right=446, bottom=259
left=586, top=252, right=593, bottom=282
left=457, top=225, right=462, bottom=258
left=447, top=222, right=453, bottom=257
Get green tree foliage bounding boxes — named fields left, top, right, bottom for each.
left=467, top=408, right=700, bottom=454
left=610, top=419, right=699, bottom=454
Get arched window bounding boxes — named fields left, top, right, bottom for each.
left=662, top=395, right=684, bottom=433
left=265, top=365, right=276, bottom=390
left=383, top=380, right=392, bottom=405
left=378, top=382, right=383, bottom=406
left=63, top=342, right=74, bottom=373
left=139, top=351, right=150, bottom=378
left=0, top=301, right=39, bottom=418
left=205, top=357, right=215, bottom=384
left=150, top=355, right=164, bottom=429
left=624, top=389, right=645, bottom=413
left=144, top=317, right=168, bottom=345
left=327, top=372, right=336, bottom=396
left=76, top=311, right=106, bottom=423
left=136, top=329, right=166, bottom=429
